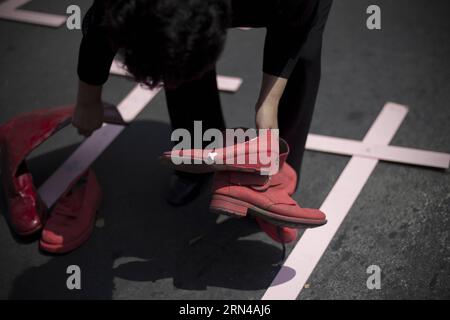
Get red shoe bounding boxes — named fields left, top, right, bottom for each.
left=210, top=140, right=326, bottom=228
left=255, top=217, right=298, bottom=243
left=254, top=161, right=299, bottom=240
left=2, top=161, right=47, bottom=235
left=160, top=129, right=280, bottom=175
left=279, top=162, right=297, bottom=196
left=0, top=106, right=74, bottom=235
left=0, top=104, right=122, bottom=236
left=40, top=169, right=102, bottom=254
left=253, top=149, right=299, bottom=243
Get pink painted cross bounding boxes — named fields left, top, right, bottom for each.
left=0, top=0, right=66, bottom=27
left=2, top=2, right=449, bottom=300
left=263, top=103, right=449, bottom=299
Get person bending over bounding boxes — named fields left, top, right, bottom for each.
left=73, top=0, right=333, bottom=205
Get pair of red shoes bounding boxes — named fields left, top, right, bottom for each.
left=0, top=107, right=103, bottom=253
left=161, top=131, right=327, bottom=247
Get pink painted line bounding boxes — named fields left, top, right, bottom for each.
left=38, top=85, right=160, bottom=207
left=0, top=0, right=66, bottom=27
left=216, top=75, right=243, bottom=92
left=306, top=134, right=450, bottom=169
left=38, top=56, right=241, bottom=206
left=262, top=102, right=409, bottom=300
left=110, top=60, right=129, bottom=77
left=0, top=0, right=28, bottom=11
left=110, top=60, right=243, bottom=92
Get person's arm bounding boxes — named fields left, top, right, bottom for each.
left=255, top=73, right=287, bottom=129
left=73, top=1, right=117, bottom=136
left=255, top=0, right=318, bottom=129
left=73, top=80, right=104, bottom=136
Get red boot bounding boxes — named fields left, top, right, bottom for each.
left=254, top=162, right=299, bottom=242
left=160, top=129, right=280, bottom=175
left=279, top=162, right=297, bottom=196
left=40, top=169, right=102, bottom=254
left=255, top=217, right=298, bottom=243
left=0, top=106, right=74, bottom=235
left=253, top=145, right=298, bottom=243
left=210, top=140, right=326, bottom=228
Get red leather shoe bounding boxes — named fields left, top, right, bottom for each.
left=40, top=169, right=102, bottom=254
left=254, top=162, right=299, bottom=241
left=0, top=104, right=122, bottom=236
left=279, top=162, right=297, bottom=196
left=210, top=140, right=326, bottom=228
left=2, top=161, right=47, bottom=235
left=255, top=217, right=298, bottom=243
left=160, top=129, right=280, bottom=175
left=0, top=106, right=74, bottom=235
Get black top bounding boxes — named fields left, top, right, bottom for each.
left=78, top=0, right=319, bottom=86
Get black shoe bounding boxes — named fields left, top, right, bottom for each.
left=166, top=171, right=210, bottom=206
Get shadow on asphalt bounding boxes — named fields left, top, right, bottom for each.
left=1, top=120, right=292, bottom=299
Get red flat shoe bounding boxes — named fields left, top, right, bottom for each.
left=40, top=169, right=102, bottom=254
left=160, top=129, right=280, bottom=175
left=0, top=104, right=123, bottom=236
left=0, top=106, right=74, bottom=235
left=3, top=161, right=47, bottom=235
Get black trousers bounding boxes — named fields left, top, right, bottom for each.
left=165, top=0, right=332, bottom=188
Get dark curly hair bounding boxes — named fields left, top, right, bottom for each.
left=103, top=0, right=230, bottom=88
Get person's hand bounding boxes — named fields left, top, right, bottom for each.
left=72, top=100, right=104, bottom=137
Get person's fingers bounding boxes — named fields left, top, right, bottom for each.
left=71, top=116, right=102, bottom=137
left=77, top=128, right=92, bottom=137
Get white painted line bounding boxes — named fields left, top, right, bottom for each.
left=0, top=0, right=66, bottom=27
left=306, top=134, right=450, bottom=169
left=110, top=60, right=243, bottom=92
left=38, top=85, right=160, bottom=207
left=262, top=102, right=409, bottom=300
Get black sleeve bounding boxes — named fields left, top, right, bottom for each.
left=263, top=0, right=319, bottom=78
left=77, top=1, right=117, bottom=86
